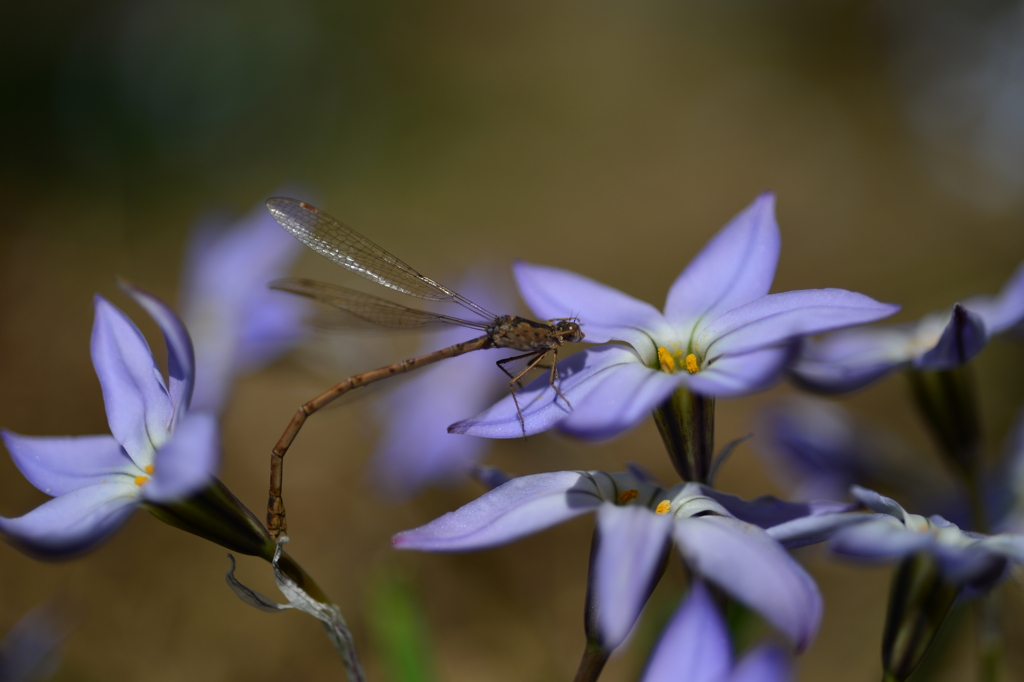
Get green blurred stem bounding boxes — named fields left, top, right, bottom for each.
left=882, top=554, right=960, bottom=682
left=905, top=367, right=987, bottom=530
left=573, top=641, right=610, bottom=682
left=652, top=387, right=715, bottom=483
left=976, top=595, right=1002, bottom=682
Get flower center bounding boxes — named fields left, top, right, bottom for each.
left=657, top=346, right=700, bottom=374
left=654, top=500, right=671, bottom=515
left=618, top=489, right=639, bottom=504
left=134, top=464, right=155, bottom=487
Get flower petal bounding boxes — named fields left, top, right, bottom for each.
left=448, top=345, right=642, bottom=439
left=790, top=326, right=913, bottom=393
left=729, top=645, right=793, bottom=682
left=591, top=504, right=672, bottom=649
left=685, top=345, right=796, bottom=398
left=827, top=517, right=933, bottom=560
left=0, top=481, right=139, bottom=558
left=963, top=260, right=1024, bottom=334
left=120, top=283, right=196, bottom=423
left=914, top=304, right=988, bottom=369
left=673, top=516, right=821, bottom=651
left=392, top=471, right=601, bottom=551
left=558, top=357, right=682, bottom=440
left=1, top=431, right=136, bottom=497
left=90, top=296, right=174, bottom=462
left=767, top=512, right=890, bottom=549
left=513, top=261, right=670, bottom=357
left=664, top=193, right=780, bottom=327
left=141, top=412, right=220, bottom=504
left=697, top=289, right=900, bottom=359
left=640, top=580, right=731, bottom=682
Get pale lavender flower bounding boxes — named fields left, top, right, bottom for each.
left=792, top=261, right=1024, bottom=393
left=0, top=286, right=219, bottom=558
left=393, top=469, right=829, bottom=652
left=755, top=396, right=961, bottom=516
left=771, top=486, right=1024, bottom=590
left=180, top=201, right=307, bottom=412
left=641, top=580, right=792, bottom=682
left=450, top=193, right=898, bottom=439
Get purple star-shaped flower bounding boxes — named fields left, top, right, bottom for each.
left=772, top=486, right=1024, bottom=589
left=180, top=200, right=308, bottom=412
left=393, top=469, right=831, bottom=652
left=0, top=286, right=219, bottom=558
left=450, top=193, right=899, bottom=439
left=641, top=580, right=792, bottom=682
left=792, top=261, right=1024, bottom=393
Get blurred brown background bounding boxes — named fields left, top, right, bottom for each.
left=2, top=1, right=1023, bottom=680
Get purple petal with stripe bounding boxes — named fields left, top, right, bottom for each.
left=90, top=296, right=173, bottom=463
left=640, top=580, right=731, bottom=682
left=674, top=516, right=822, bottom=651
left=664, top=193, right=780, bottom=327
left=392, top=472, right=601, bottom=551
left=1, top=431, right=135, bottom=498
left=0, top=482, right=139, bottom=559
left=591, top=504, right=672, bottom=649
left=513, top=261, right=669, bottom=357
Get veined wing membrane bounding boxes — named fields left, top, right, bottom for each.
left=266, top=197, right=495, bottom=320
left=270, top=278, right=487, bottom=331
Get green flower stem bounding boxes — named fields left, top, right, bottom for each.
left=905, top=366, right=982, bottom=479
left=145, top=478, right=277, bottom=558
left=652, top=387, right=715, bottom=483
left=881, top=554, right=960, bottom=682
left=976, top=594, right=1002, bottom=682
left=573, top=641, right=610, bottom=682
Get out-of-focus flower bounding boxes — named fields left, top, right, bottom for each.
left=773, top=486, right=1024, bottom=589
left=772, top=485, right=1024, bottom=681
left=755, top=396, right=961, bottom=516
left=0, top=286, right=220, bottom=558
left=180, top=201, right=307, bottom=412
left=792, top=261, right=1024, bottom=393
left=450, top=193, right=898, bottom=439
left=0, top=603, right=72, bottom=682
left=641, top=580, right=792, bottom=682
left=880, top=1, right=1024, bottom=211
left=370, top=272, right=515, bottom=497
left=394, top=469, right=830, bottom=652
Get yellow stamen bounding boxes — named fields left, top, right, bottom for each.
left=618, top=489, right=639, bottom=504
left=684, top=353, right=699, bottom=374
left=144, top=464, right=154, bottom=474
left=133, top=475, right=149, bottom=487
left=657, top=347, right=676, bottom=373
left=655, top=500, right=671, bottom=515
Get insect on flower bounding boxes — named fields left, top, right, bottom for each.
left=264, top=198, right=585, bottom=538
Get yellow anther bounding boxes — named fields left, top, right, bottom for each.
left=133, top=475, right=149, bottom=487
left=657, top=347, right=677, bottom=373
left=618, top=489, right=639, bottom=504
left=685, top=353, right=699, bottom=374
left=144, top=464, right=154, bottom=474
left=655, top=500, right=671, bottom=515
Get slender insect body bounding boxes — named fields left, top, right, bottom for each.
left=263, top=197, right=586, bottom=538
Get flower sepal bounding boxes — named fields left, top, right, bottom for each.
left=144, top=478, right=276, bottom=559
left=882, top=553, right=961, bottom=682
left=905, top=364, right=981, bottom=480
left=652, top=386, right=715, bottom=483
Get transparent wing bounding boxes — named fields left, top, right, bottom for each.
left=270, top=278, right=488, bottom=331
left=266, top=197, right=496, bottom=320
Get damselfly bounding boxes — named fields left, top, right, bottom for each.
left=264, top=198, right=584, bottom=538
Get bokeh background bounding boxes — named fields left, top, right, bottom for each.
left=2, top=0, right=1024, bottom=680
